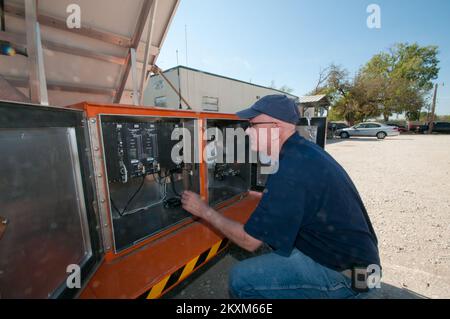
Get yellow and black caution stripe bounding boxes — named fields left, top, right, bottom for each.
left=138, top=238, right=230, bottom=299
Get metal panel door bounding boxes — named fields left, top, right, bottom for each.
left=252, top=117, right=328, bottom=190
left=0, top=101, right=102, bottom=299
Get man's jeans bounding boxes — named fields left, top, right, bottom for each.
left=229, top=248, right=376, bottom=299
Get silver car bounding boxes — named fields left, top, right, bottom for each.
left=337, top=122, right=400, bottom=140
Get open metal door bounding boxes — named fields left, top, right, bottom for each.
left=251, top=117, right=328, bottom=191
left=297, top=117, right=328, bottom=149
left=0, top=101, right=102, bottom=299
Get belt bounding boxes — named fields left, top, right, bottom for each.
left=341, top=267, right=382, bottom=293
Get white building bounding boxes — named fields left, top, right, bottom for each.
left=143, top=66, right=298, bottom=113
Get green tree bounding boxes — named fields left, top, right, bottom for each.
left=437, top=115, right=450, bottom=122
left=311, top=64, right=381, bottom=125
left=310, top=44, right=439, bottom=124
left=362, top=43, right=439, bottom=121
left=327, top=107, right=344, bottom=121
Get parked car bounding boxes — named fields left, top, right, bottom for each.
left=387, top=123, right=408, bottom=133
left=327, top=122, right=349, bottom=138
left=417, top=122, right=450, bottom=134
left=415, top=124, right=430, bottom=134
left=433, top=122, right=450, bottom=133
left=336, top=122, right=400, bottom=140
left=408, top=122, right=426, bottom=132
left=328, top=122, right=349, bottom=130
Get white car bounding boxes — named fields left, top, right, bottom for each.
left=337, top=122, right=400, bottom=140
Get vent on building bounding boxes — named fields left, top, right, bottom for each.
left=202, top=96, right=219, bottom=112
left=155, top=96, right=167, bottom=108
left=153, top=79, right=165, bottom=90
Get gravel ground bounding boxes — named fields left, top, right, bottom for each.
left=166, top=134, right=450, bottom=299
left=327, top=135, right=450, bottom=299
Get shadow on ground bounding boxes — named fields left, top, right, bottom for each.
left=326, top=136, right=417, bottom=145
left=163, top=244, right=427, bottom=299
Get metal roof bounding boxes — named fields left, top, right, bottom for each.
left=155, top=65, right=300, bottom=99
left=0, top=0, right=179, bottom=106
left=299, top=94, right=329, bottom=104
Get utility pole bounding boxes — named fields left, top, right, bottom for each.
left=428, top=83, right=438, bottom=134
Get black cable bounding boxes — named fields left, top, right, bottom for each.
left=234, top=172, right=247, bottom=183
left=118, top=176, right=146, bottom=216
left=163, top=197, right=182, bottom=209
left=153, top=172, right=163, bottom=185
left=169, top=171, right=181, bottom=197
left=110, top=198, right=122, bottom=216
left=160, top=167, right=185, bottom=209
left=155, top=169, right=174, bottom=182
left=113, top=166, right=191, bottom=212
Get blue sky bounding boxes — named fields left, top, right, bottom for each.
left=157, top=0, right=450, bottom=115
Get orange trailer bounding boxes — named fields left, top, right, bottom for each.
left=73, top=102, right=261, bottom=299
left=0, top=100, right=261, bottom=299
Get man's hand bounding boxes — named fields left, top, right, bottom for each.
left=181, top=191, right=263, bottom=253
left=181, top=191, right=211, bottom=219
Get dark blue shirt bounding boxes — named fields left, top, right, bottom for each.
left=244, top=133, right=380, bottom=271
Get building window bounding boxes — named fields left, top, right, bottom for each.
left=202, top=96, right=219, bottom=112
left=155, top=96, right=167, bottom=108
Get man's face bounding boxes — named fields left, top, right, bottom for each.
left=246, top=114, right=280, bottom=155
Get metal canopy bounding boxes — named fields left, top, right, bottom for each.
left=0, top=0, right=179, bottom=106
left=299, top=94, right=330, bottom=107
left=299, top=94, right=330, bottom=117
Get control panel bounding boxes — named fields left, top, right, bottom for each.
left=102, top=121, right=160, bottom=183
left=206, top=119, right=251, bottom=206
left=98, top=115, right=200, bottom=252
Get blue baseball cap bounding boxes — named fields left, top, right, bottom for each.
left=236, top=94, right=300, bottom=124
